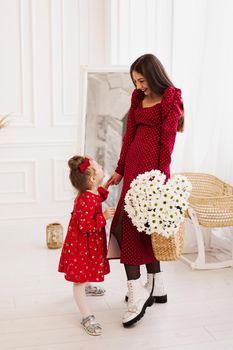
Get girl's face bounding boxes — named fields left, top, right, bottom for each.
left=132, top=71, right=151, bottom=96
left=90, top=160, right=104, bottom=185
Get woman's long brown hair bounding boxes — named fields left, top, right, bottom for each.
left=130, top=53, right=184, bottom=132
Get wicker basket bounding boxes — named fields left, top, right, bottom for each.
left=179, top=173, right=233, bottom=228
left=151, top=223, right=184, bottom=261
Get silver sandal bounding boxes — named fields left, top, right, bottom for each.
left=85, top=284, right=106, bottom=296
left=81, top=315, right=102, bottom=336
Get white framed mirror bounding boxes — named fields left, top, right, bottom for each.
left=80, top=66, right=134, bottom=207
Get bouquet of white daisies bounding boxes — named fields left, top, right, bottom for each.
left=124, top=170, right=192, bottom=238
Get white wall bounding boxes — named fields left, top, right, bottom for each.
left=0, top=0, right=110, bottom=228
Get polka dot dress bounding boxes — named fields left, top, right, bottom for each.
left=109, top=86, right=184, bottom=265
left=58, top=187, right=110, bottom=283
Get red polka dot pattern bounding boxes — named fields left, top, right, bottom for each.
left=110, top=86, right=183, bottom=265
left=58, top=187, right=110, bottom=283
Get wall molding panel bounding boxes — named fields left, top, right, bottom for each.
left=0, top=0, right=110, bottom=222
left=0, top=171, right=26, bottom=194
left=0, top=160, right=38, bottom=203
left=0, top=140, right=75, bottom=148
left=12, top=0, right=35, bottom=126
left=52, top=159, right=74, bottom=202
left=50, top=0, right=79, bottom=126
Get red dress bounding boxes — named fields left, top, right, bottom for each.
left=109, top=86, right=184, bottom=265
left=58, top=187, right=110, bottom=283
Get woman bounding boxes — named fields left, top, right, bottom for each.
left=107, top=54, right=184, bottom=327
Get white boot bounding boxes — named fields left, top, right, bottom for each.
left=146, top=272, right=167, bottom=304
left=122, top=278, right=154, bottom=328
left=125, top=272, right=167, bottom=304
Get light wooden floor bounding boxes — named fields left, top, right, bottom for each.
left=1, top=220, right=233, bottom=350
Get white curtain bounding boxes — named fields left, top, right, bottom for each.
left=171, top=0, right=233, bottom=184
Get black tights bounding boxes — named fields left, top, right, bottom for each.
left=113, top=208, right=161, bottom=281
left=124, top=262, right=161, bottom=280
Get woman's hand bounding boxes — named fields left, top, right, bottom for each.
left=107, top=171, right=123, bottom=186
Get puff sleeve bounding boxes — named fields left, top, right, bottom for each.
left=159, top=87, right=184, bottom=180
left=115, top=89, right=144, bottom=175
left=97, top=186, right=109, bottom=202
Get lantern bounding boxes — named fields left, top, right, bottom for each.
left=46, top=222, right=63, bottom=249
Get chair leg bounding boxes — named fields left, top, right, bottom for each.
left=181, top=207, right=233, bottom=270
left=189, top=207, right=206, bottom=268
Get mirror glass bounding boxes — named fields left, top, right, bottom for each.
left=81, top=68, right=134, bottom=208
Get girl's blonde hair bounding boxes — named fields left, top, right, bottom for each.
left=68, top=155, right=95, bottom=192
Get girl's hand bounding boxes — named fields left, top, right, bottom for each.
left=107, top=172, right=123, bottom=186
left=102, top=181, right=110, bottom=190
left=103, top=207, right=116, bottom=220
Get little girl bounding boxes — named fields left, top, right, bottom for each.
left=58, top=155, right=115, bottom=336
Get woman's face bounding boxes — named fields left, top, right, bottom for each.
left=132, top=71, right=151, bottom=96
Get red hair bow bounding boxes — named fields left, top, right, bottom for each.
left=79, top=158, right=90, bottom=173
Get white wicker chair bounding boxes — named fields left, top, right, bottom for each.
left=178, top=173, right=233, bottom=269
